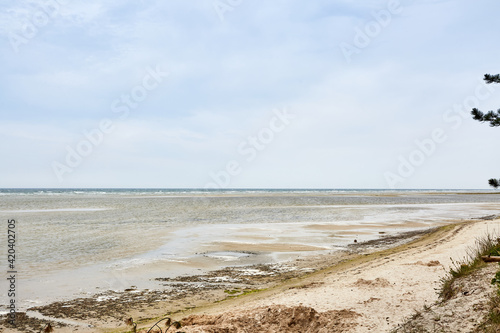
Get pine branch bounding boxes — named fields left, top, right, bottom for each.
left=489, top=179, right=500, bottom=189
left=471, top=108, right=500, bottom=126
left=471, top=73, right=500, bottom=126
left=472, top=73, right=500, bottom=188
left=471, top=108, right=484, bottom=120
left=484, top=74, right=500, bottom=84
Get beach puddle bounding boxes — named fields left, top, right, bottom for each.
left=208, top=241, right=329, bottom=252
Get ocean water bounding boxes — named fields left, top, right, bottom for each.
left=1, top=188, right=500, bottom=310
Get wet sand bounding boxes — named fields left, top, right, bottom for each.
left=0, top=227, right=434, bottom=332
left=2, top=191, right=500, bottom=332
left=2, top=216, right=500, bottom=332
left=174, top=218, right=500, bottom=333
left=3, top=211, right=465, bottom=311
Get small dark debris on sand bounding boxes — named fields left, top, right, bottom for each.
left=0, top=312, right=66, bottom=333
left=348, top=228, right=437, bottom=250
left=26, top=263, right=312, bottom=325
left=5, top=228, right=441, bottom=332
left=474, top=214, right=500, bottom=221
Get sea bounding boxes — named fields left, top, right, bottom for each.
left=1, top=188, right=500, bottom=312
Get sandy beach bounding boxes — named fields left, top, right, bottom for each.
left=3, top=215, right=500, bottom=332
left=2, top=191, right=500, bottom=333
left=3, top=190, right=499, bottom=314
left=171, top=218, right=500, bottom=332
left=4, top=0, right=500, bottom=330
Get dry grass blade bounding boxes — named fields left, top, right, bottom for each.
left=439, top=231, right=500, bottom=301
left=125, top=317, right=137, bottom=333
left=42, top=323, right=54, bottom=333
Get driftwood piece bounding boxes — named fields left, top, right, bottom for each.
left=481, top=256, right=500, bottom=262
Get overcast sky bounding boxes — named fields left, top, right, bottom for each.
left=1, top=0, right=500, bottom=189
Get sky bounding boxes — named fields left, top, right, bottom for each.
left=1, top=0, right=500, bottom=189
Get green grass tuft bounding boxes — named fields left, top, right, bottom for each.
left=224, top=289, right=241, bottom=295
left=439, top=233, right=500, bottom=301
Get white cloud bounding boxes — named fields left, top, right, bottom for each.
left=2, top=0, right=500, bottom=188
